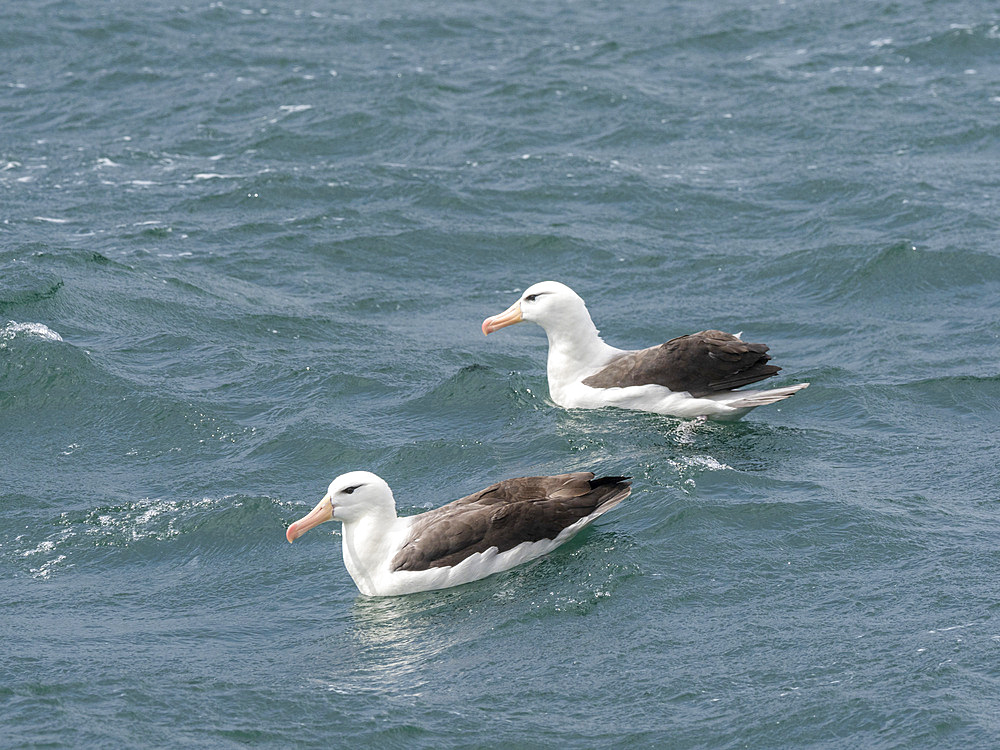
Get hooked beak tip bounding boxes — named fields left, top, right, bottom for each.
left=482, top=302, right=522, bottom=335
left=284, top=494, right=333, bottom=545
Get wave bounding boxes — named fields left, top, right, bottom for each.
left=848, top=242, right=1000, bottom=293
left=0, top=263, right=63, bottom=307
left=883, top=374, right=1000, bottom=418
left=0, top=320, right=63, bottom=343
left=8, top=494, right=293, bottom=580
left=769, top=241, right=1000, bottom=305
left=389, top=364, right=544, bottom=445
left=897, top=23, right=1000, bottom=67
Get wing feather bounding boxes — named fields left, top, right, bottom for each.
left=581, top=330, right=780, bottom=397
left=390, top=473, right=631, bottom=572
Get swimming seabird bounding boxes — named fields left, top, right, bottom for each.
left=482, top=280, right=808, bottom=420
left=285, top=470, right=631, bottom=596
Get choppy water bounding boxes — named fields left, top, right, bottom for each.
left=3, top=0, right=1000, bottom=747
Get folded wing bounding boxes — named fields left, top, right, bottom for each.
left=391, top=473, right=631, bottom=572
left=582, top=329, right=780, bottom=398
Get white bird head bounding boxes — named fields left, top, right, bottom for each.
left=481, top=281, right=592, bottom=338
left=285, top=471, right=396, bottom=543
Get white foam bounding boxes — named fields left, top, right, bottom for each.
left=2, top=321, right=64, bottom=342
left=30, top=554, right=67, bottom=580
left=22, top=539, right=57, bottom=556
left=928, top=623, right=974, bottom=634
left=19, top=496, right=225, bottom=580
left=23, top=532, right=73, bottom=580
left=670, top=455, right=734, bottom=473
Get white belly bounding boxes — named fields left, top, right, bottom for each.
left=554, top=381, right=749, bottom=419
left=360, top=517, right=597, bottom=597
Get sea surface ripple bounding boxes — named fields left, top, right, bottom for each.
left=2, top=0, right=999, bottom=747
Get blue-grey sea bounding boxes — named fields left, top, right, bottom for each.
left=3, top=0, right=1000, bottom=747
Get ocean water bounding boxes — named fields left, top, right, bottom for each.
left=3, top=0, right=1000, bottom=746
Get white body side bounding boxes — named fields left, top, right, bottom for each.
left=341, top=506, right=610, bottom=597
left=546, top=340, right=808, bottom=421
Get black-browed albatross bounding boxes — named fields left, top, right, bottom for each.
left=285, top=470, right=631, bottom=596
left=482, top=280, right=808, bottom=420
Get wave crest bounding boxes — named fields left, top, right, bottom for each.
left=1, top=321, right=64, bottom=343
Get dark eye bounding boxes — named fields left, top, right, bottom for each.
left=342, top=485, right=361, bottom=495
left=525, top=294, right=538, bottom=302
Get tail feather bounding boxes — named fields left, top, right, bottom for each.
left=587, top=476, right=632, bottom=517
left=725, top=382, right=809, bottom=409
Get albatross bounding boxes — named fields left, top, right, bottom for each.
left=482, top=280, right=808, bottom=420
left=285, top=470, right=631, bottom=596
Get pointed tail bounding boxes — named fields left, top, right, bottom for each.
left=726, top=382, right=810, bottom=409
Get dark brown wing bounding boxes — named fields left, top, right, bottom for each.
left=581, top=330, right=780, bottom=398
left=390, top=473, right=631, bottom=572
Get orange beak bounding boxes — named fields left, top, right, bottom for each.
left=286, top=494, right=334, bottom=543
left=481, top=301, right=523, bottom=335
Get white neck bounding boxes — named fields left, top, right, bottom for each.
left=339, top=509, right=404, bottom=597
left=542, top=312, right=620, bottom=400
